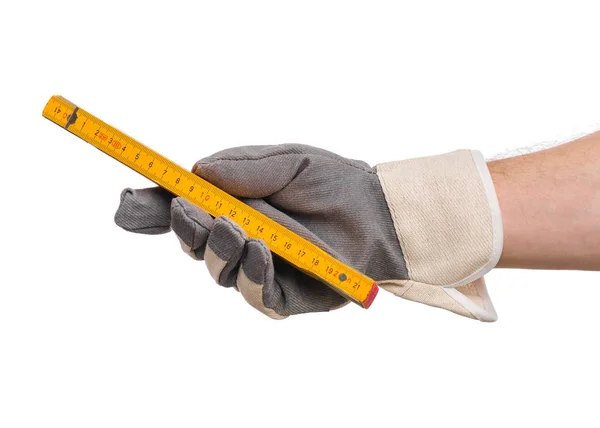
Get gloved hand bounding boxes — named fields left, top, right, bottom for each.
left=115, top=144, right=503, bottom=321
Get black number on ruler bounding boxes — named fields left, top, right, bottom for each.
left=229, top=209, right=237, bottom=217
left=81, top=120, right=86, bottom=130
left=175, top=177, right=180, bottom=184
left=189, top=186, right=194, bottom=192
left=215, top=201, right=223, bottom=209
left=242, top=217, right=250, bottom=226
left=95, top=129, right=100, bottom=136
left=257, top=226, right=264, bottom=233
left=270, top=234, right=278, bottom=241
left=297, top=250, right=305, bottom=257
left=311, top=258, right=319, bottom=266
left=353, top=282, right=360, bottom=290
left=326, top=266, right=333, bottom=274
left=135, top=153, right=140, bottom=160
left=283, top=242, right=292, bottom=250
left=148, top=161, right=153, bottom=168
left=162, top=169, right=168, bottom=176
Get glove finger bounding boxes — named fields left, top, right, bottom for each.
left=237, top=238, right=348, bottom=318
left=236, top=239, right=286, bottom=320
left=192, top=144, right=370, bottom=199
left=114, top=187, right=174, bottom=234
left=170, top=197, right=214, bottom=260
left=205, top=216, right=247, bottom=288
left=269, top=257, right=349, bottom=315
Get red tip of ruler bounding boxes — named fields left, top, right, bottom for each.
left=363, top=283, right=379, bottom=309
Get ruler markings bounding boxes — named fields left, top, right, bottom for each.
left=42, top=95, right=378, bottom=308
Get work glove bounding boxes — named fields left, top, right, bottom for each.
left=115, top=144, right=503, bottom=321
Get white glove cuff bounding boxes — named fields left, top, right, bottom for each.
left=376, top=150, right=503, bottom=321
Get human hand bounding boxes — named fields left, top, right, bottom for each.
left=115, top=144, right=502, bottom=321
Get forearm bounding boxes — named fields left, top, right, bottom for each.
left=488, top=131, right=600, bottom=270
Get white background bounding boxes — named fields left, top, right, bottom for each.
left=1, top=1, right=600, bottom=427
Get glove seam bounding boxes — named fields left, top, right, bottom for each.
left=440, top=286, right=476, bottom=319
left=243, top=239, right=278, bottom=312
left=121, top=224, right=170, bottom=233
left=191, top=220, right=210, bottom=250
left=173, top=199, right=211, bottom=249
left=376, top=173, right=414, bottom=279
left=195, top=153, right=376, bottom=175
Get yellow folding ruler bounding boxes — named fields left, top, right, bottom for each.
left=42, top=96, right=378, bottom=308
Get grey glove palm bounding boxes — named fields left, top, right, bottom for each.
left=115, top=144, right=407, bottom=318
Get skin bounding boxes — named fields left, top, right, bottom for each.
left=488, top=130, right=600, bottom=270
